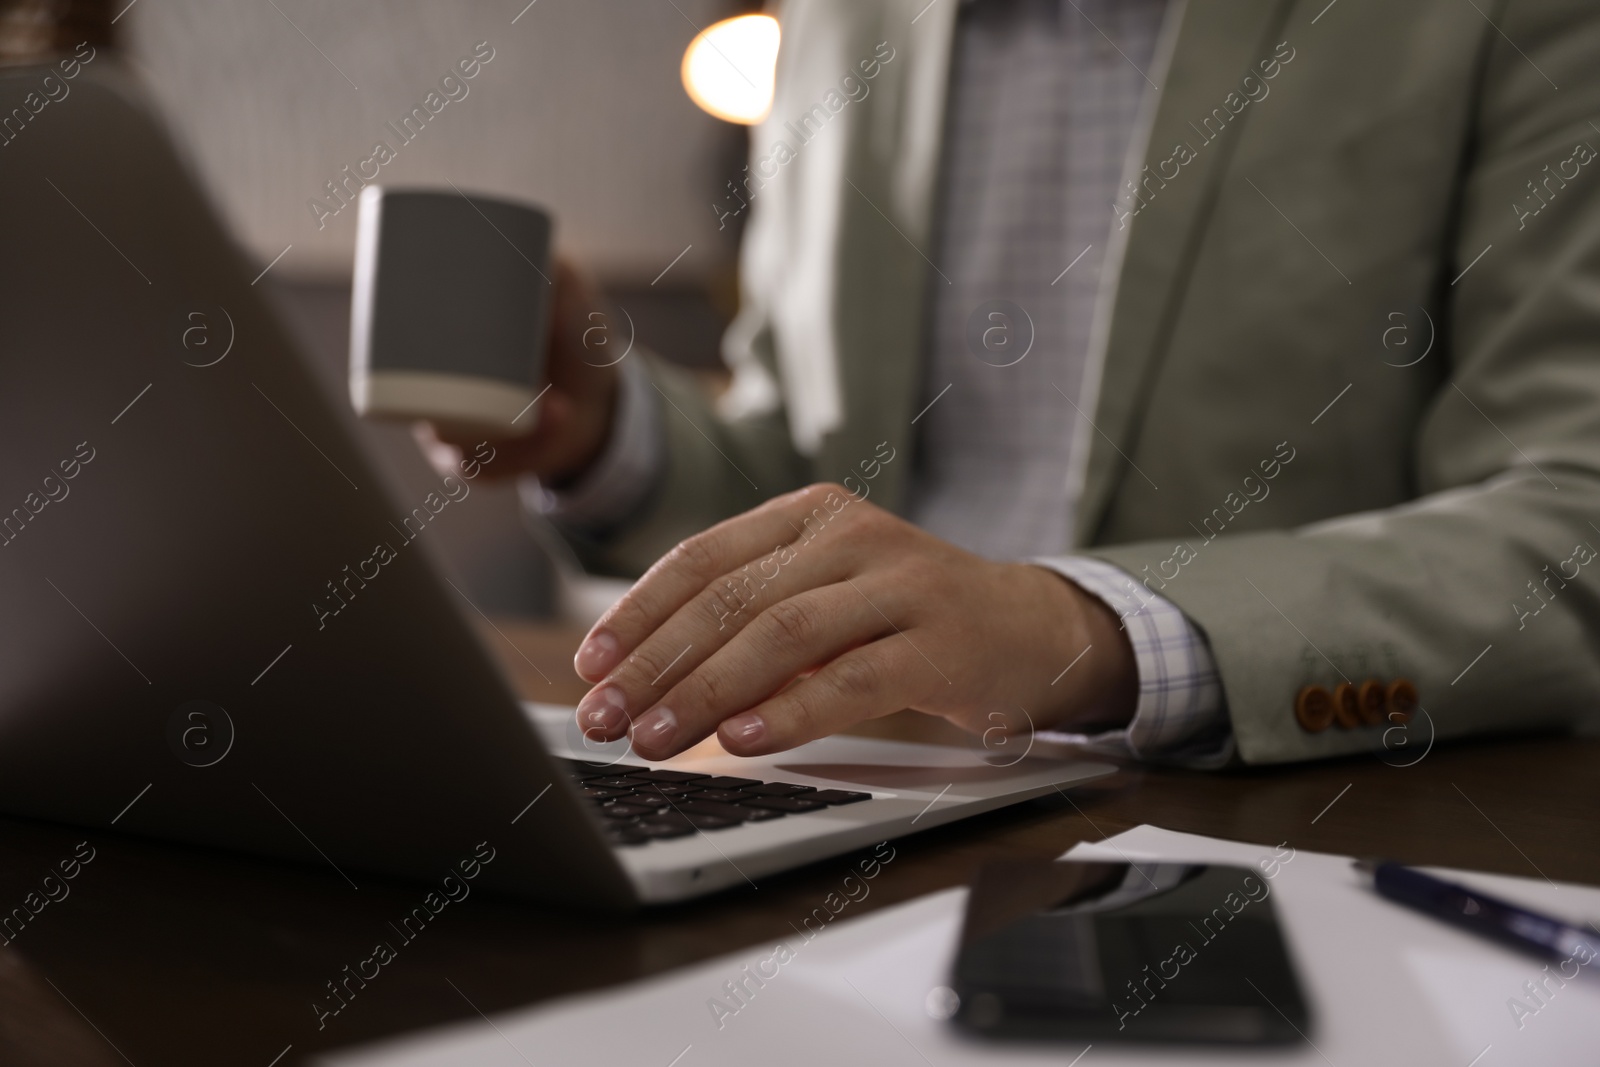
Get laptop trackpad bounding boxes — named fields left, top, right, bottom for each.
left=770, top=758, right=1061, bottom=790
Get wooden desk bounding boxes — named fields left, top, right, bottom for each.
left=1, top=622, right=1595, bottom=1066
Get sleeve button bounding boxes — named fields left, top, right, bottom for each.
left=1295, top=685, right=1335, bottom=732
left=1332, top=682, right=1361, bottom=729
left=1357, top=679, right=1386, bottom=726
left=1385, top=678, right=1419, bottom=723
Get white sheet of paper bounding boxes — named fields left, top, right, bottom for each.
left=318, top=825, right=1600, bottom=1067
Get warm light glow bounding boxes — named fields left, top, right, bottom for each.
left=681, top=14, right=780, bottom=125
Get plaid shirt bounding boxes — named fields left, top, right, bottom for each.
left=536, top=0, right=1231, bottom=765
left=1041, top=557, right=1231, bottom=766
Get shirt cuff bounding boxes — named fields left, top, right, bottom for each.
left=521, top=355, right=664, bottom=534
left=1032, top=556, right=1234, bottom=769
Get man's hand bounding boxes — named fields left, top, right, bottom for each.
left=417, top=258, right=621, bottom=485
left=571, top=483, right=1138, bottom=760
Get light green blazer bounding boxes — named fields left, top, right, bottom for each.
left=576, top=0, right=1600, bottom=764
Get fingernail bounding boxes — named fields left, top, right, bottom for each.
left=574, top=630, right=621, bottom=680
left=632, top=706, right=678, bottom=753
left=575, top=686, right=627, bottom=738
left=723, top=712, right=766, bottom=749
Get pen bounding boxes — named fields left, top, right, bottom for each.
left=1354, top=858, right=1596, bottom=963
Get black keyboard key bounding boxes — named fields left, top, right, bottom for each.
left=639, top=810, right=739, bottom=831
left=635, top=817, right=696, bottom=839
left=732, top=805, right=785, bottom=821
left=631, top=769, right=712, bottom=784
left=605, top=829, right=649, bottom=847
left=561, top=759, right=628, bottom=775
left=689, top=788, right=758, bottom=803
left=580, top=786, right=630, bottom=800
left=694, top=775, right=762, bottom=790
left=674, top=799, right=758, bottom=822
left=622, top=791, right=672, bottom=808
left=808, top=789, right=872, bottom=805
left=744, top=782, right=816, bottom=797
left=631, top=782, right=699, bottom=797
left=601, top=803, right=655, bottom=820
left=589, top=776, right=654, bottom=789
left=741, top=795, right=827, bottom=813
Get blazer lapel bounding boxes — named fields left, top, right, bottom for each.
left=821, top=0, right=960, bottom=514
left=1073, top=0, right=1296, bottom=546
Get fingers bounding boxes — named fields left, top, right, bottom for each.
left=575, top=485, right=858, bottom=681
left=549, top=258, right=603, bottom=362
left=717, top=636, right=935, bottom=756
left=414, top=391, right=586, bottom=482
left=413, top=422, right=461, bottom=480
left=573, top=507, right=859, bottom=744
left=547, top=258, right=622, bottom=393
left=628, top=582, right=890, bottom=759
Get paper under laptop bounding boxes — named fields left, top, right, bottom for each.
left=319, top=824, right=1600, bottom=1067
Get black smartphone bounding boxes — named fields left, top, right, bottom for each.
left=945, top=859, right=1310, bottom=1043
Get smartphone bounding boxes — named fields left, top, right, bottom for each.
left=944, top=859, right=1310, bottom=1043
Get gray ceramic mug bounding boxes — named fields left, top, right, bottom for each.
left=349, top=185, right=553, bottom=436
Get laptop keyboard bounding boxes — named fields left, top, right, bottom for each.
left=557, top=759, right=871, bottom=848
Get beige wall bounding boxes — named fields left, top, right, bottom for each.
left=123, top=0, right=745, bottom=283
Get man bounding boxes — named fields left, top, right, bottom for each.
left=430, top=0, right=1600, bottom=767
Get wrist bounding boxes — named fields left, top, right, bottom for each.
left=1074, top=580, right=1139, bottom=730
left=1027, top=564, right=1138, bottom=733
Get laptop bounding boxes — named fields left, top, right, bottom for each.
left=0, top=62, right=1114, bottom=907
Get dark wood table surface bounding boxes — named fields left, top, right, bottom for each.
left=1, top=621, right=1595, bottom=1066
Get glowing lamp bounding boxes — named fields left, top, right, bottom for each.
left=681, top=13, right=779, bottom=125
